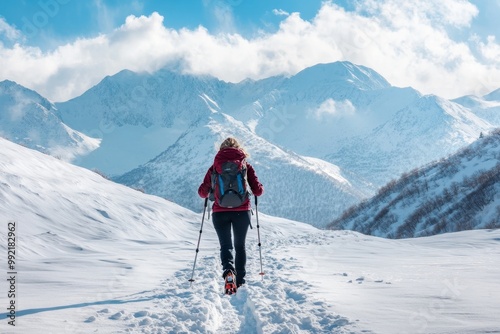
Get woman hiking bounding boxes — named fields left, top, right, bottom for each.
left=198, top=137, right=264, bottom=294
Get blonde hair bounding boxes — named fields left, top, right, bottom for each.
left=219, top=137, right=249, bottom=157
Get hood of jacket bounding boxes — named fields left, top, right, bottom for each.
left=213, top=147, right=247, bottom=173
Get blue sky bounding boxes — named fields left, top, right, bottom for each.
left=0, top=0, right=497, bottom=48
left=1, top=0, right=334, bottom=47
left=1, top=0, right=500, bottom=101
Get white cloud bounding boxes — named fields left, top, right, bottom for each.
left=0, top=18, right=22, bottom=41
left=273, top=9, right=290, bottom=16
left=478, top=36, right=500, bottom=62
left=0, top=1, right=499, bottom=102
left=94, top=0, right=116, bottom=33
left=359, top=0, right=478, bottom=28
left=93, top=0, right=145, bottom=33
left=312, top=99, right=356, bottom=120
left=212, top=2, right=237, bottom=33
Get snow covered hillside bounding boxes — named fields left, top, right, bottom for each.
left=0, top=80, right=100, bottom=161
left=328, top=129, right=500, bottom=238
left=1, top=138, right=499, bottom=334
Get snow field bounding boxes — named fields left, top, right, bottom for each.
left=282, top=230, right=500, bottom=334
left=1, top=137, right=499, bottom=333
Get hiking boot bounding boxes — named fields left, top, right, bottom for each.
left=222, top=269, right=236, bottom=279
left=223, top=270, right=237, bottom=295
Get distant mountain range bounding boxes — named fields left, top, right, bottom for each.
left=0, top=80, right=99, bottom=161
left=328, top=129, right=500, bottom=238
left=0, top=61, right=497, bottom=228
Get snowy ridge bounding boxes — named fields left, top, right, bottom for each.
left=453, top=89, right=500, bottom=126
left=57, top=69, right=221, bottom=130
left=55, top=70, right=224, bottom=174
left=1, top=138, right=499, bottom=333
left=286, top=62, right=391, bottom=93
left=115, top=111, right=369, bottom=227
left=328, top=129, right=500, bottom=238
left=0, top=80, right=100, bottom=161
left=247, top=65, right=418, bottom=159
left=328, top=95, right=494, bottom=187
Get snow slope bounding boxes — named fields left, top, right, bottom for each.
left=0, top=80, right=100, bottom=162
left=1, top=136, right=500, bottom=334
left=328, top=129, right=500, bottom=238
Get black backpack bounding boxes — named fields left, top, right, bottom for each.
left=210, top=160, right=249, bottom=208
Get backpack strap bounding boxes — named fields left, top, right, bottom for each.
left=209, top=166, right=216, bottom=201
left=241, top=160, right=252, bottom=196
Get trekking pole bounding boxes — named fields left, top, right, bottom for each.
left=255, top=196, right=265, bottom=279
left=188, top=198, right=208, bottom=286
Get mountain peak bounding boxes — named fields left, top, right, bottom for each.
left=0, top=79, right=55, bottom=111
left=484, top=88, right=500, bottom=101
left=291, top=61, right=391, bottom=91
left=0, top=80, right=99, bottom=161
left=1, top=79, right=34, bottom=94
left=0, top=79, right=18, bottom=88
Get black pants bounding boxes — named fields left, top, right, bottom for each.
left=212, top=210, right=251, bottom=285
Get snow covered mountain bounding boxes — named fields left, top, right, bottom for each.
left=2, top=136, right=499, bottom=334
left=56, top=62, right=388, bottom=226
left=54, top=69, right=224, bottom=174
left=246, top=63, right=419, bottom=158
left=453, top=89, right=500, bottom=126
left=5, top=61, right=495, bottom=227
left=0, top=80, right=100, bottom=161
left=328, top=94, right=493, bottom=186
left=233, top=64, right=493, bottom=189
left=328, top=129, right=500, bottom=238
left=54, top=61, right=437, bottom=178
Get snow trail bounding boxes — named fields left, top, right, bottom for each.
left=81, top=231, right=357, bottom=333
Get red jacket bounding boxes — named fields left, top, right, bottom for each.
left=198, top=147, right=264, bottom=212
